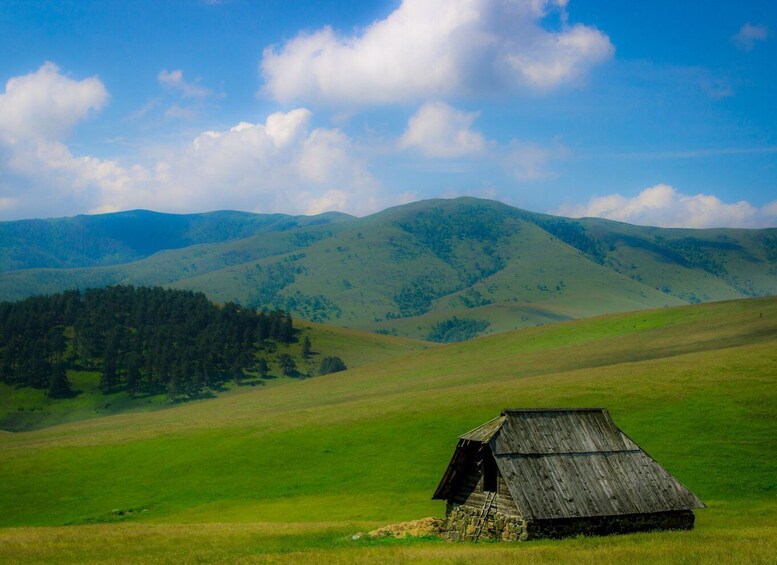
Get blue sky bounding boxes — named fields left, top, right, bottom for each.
left=0, top=0, right=775, bottom=227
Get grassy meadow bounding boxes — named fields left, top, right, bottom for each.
left=1, top=297, right=776, bottom=562
left=0, top=320, right=432, bottom=431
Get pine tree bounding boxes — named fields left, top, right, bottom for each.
left=125, top=352, right=141, bottom=395
left=230, top=360, right=244, bottom=384
left=301, top=336, right=312, bottom=359
left=100, top=351, right=118, bottom=393
left=257, top=358, right=269, bottom=379
left=47, top=363, right=72, bottom=398
left=100, top=328, right=121, bottom=393
left=0, top=286, right=306, bottom=397
left=278, top=353, right=297, bottom=377
left=281, top=313, right=293, bottom=342
left=166, top=375, right=182, bottom=400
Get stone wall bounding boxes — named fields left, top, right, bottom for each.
left=444, top=502, right=695, bottom=542
left=444, top=503, right=528, bottom=541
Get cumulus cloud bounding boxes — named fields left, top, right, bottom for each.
left=0, top=62, right=108, bottom=143
left=0, top=63, right=125, bottom=218
left=123, top=115, right=380, bottom=215
left=399, top=102, right=486, bottom=157
left=153, top=110, right=382, bottom=215
left=0, top=66, right=386, bottom=219
left=558, top=184, right=777, bottom=228
left=6, top=111, right=384, bottom=219
left=732, top=23, right=769, bottom=51
left=260, top=0, right=613, bottom=104
left=398, top=102, right=570, bottom=184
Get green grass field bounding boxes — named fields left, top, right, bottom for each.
left=1, top=297, right=775, bottom=563
left=0, top=321, right=432, bottom=431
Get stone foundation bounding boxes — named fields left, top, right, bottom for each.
left=444, top=503, right=528, bottom=541
left=528, top=510, right=695, bottom=539
left=444, top=503, right=695, bottom=542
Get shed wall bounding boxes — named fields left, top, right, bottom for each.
left=447, top=451, right=519, bottom=517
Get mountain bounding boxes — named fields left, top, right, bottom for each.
left=0, top=209, right=352, bottom=272
left=1, top=197, right=776, bottom=340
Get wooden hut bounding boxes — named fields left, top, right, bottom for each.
left=433, top=408, right=704, bottom=541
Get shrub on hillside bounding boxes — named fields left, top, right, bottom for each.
left=426, top=317, right=489, bottom=343
left=319, top=356, right=347, bottom=375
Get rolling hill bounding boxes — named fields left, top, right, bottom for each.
left=2, top=197, right=776, bottom=340
left=0, top=208, right=351, bottom=272
left=0, top=296, right=775, bottom=563
left=0, top=315, right=432, bottom=432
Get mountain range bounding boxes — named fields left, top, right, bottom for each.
left=1, top=197, right=776, bottom=340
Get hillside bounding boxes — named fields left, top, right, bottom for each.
left=1, top=198, right=776, bottom=340
left=0, top=296, right=775, bottom=563
left=0, top=209, right=351, bottom=272
left=0, top=303, right=432, bottom=432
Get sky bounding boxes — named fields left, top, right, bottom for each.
left=0, top=0, right=775, bottom=227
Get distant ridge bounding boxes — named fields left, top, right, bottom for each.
left=1, top=197, right=775, bottom=340
left=0, top=209, right=352, bottom=272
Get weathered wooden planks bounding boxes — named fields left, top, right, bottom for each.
left=497, top=451, right=704, bottom=520
left=434, top=408, right=704, bottom=522
left=493, top=409, right=628, bottom=455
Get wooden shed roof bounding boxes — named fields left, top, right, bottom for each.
left=434, top=408, right=704, bottom=520
left=459, top=415, right=506, bottom=443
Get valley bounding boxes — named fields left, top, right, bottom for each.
left=1, top=296, right=775, bottom=562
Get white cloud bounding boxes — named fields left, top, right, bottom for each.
left=157, top=69, right=212, bottom=98
left=558, top=184, right=777, bottom=228
left=265, top=108, right=312, bottom=148
left=260, top=0, right=613, bottom=104
left=159, top=110, right=381, bottom=215
left=0, top=64, right=125, bottom=218
left=732, top=23, right=769, bottom=51
left=0, top=137, right=151, bottom=219
left=399, top=102, right=486, bottom=157
left=0, top=64, right=389, bottom=218
left=399, top=102, right=570, bottom=182
left=0, top=62, right=107, bottom=143
left=504, top=22, right=614, bottom=88
left=155, top=69, right=218, bottom=121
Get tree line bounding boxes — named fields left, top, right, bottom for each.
left=0, top=286, right=295, bottom=399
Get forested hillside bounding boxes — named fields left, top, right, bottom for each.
left=0, top=286, right=299, bottom=401
left=2, top=198, right=776, bottom=340
left=0, top=209, right=350, bottom=272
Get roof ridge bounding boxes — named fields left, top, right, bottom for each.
left=458, top=415, right=506, bottom=442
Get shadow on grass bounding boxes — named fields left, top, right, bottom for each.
left=51, top=388, right=83, bottom=400
left=237, top=378, right=268, bottom=387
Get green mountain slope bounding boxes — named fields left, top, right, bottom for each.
left=580, top=218, right=777, bottom=302
left=0, top=297, right=775, bottom=563
left=1, top=198, right=775, bottom=340
left=0, top=209, right=352, bottom=272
